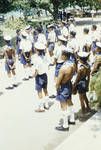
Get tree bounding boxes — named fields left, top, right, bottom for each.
left=12, top=0, right=37, bottom=20
left=0, top=0, right=13, bottom=13
left=30, top=0, right=101, bottom=20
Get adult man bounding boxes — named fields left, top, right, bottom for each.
left=55, top=50, right=75, bottom=131
left=33, top=42, right=49, bottom=112
left=73, top=52, right=91, bottom=114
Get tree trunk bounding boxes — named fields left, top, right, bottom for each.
left=52, top=2, right=59, bottom=21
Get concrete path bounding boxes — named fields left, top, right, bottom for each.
left=55, top=111, right=101, bottom=150
left=0, top=59, right=83, bottom=150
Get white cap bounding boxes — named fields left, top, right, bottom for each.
left=62, top=20, right=67, bottom=24
left=47, top=24, right=54, bottom=28
left=4, top=35, right=11, bottom=41
left=34, top=42, right=46, bottom=50
left=78, top=51, right=90, bottom=58
left=25, top=25, right=32, bottom=30
left=21, top=31, right=28, bottom=37
left=58, top=35, right=67, bottom=42
left=96, top=42, right=101, bottom=48
left=67, top=47, right=74, bottom=54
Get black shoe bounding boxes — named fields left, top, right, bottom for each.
left=49, top=95, right=56, bottom=98
left=29, top=76, right=33, bottom=79
left=13, top=84, right=18, bottom=87
left=58, top=118, right=63, bottom=126
left=6, top=86, right=14, bottom=90
left=55, top=126, right=69, bottom=131
left=23, top=78, right=29, bottom=81
left=68, top=120, right=76, bottom=125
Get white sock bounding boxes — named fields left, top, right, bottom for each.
left=44, top=96, right=49, bottom=106
left=24, top=68, right=28, bottom=79
left=68, top=106, right=75, bottom=122
left=12, top=75, right=17, bottom=85
left=7, top=77, right=13, bottom=87
left=39, top=98, right=45, bottom=110
left=62, top=110, right=69, bottom=128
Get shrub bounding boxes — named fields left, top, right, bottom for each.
left=90, top=69, right=101, bottom=108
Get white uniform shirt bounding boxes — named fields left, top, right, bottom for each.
left=20, top=39, right=32, bottom=52
left=37, top=33, right=47, bottom=45
left=67, top=38, right=79, bottom=52
left=69, top=23, right=76, bottom=32
left=54, top=44, right=66, bottom=63
left=80, top=34, right=92, bottom=50
left=61, top=26, right=69, bottom=37
left=33, top=54, right=49, bottom=75
left=90, top=30, right=100, bottom=42
left=48, top=30, right=56, bottom=43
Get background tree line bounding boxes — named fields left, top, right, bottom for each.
left=0, top=0, right=101, bottom=20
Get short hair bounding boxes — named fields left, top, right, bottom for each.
left=16, top=29, right=20, bottom=33
left=62, top=50, right=70, bottom=59
left=70, top=31, right=76, bottom=37
left=92, top=24, right=97, bottom=30
left=36, top=27, right=43, bottom=33
left=83, top=28, right=89, bottom=34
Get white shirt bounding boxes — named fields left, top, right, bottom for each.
left=69, top=23, right=76, bottom=32
left=61, top=26, right=69, bottom=37
left=54, top=44, right=66, bottom=63
left=20, top=39, right=32, bottom=52
left=67, top=38, right=79, bottom=52
left=80, top=34, right=92, bottom=50
left=90, top=30, right=100, bottom=42
left=48, top=30, right=56, bottom=43
left=33, top=54, right=49, bottom=75
left=26, top=33, right=33, bottom=43
left=37, top=33, right=47, bottom=45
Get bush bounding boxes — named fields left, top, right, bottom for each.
left=4, top=18, right=27, bottom=30
left=90, top=69, right=101, bottom=108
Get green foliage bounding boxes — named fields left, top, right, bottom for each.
left=4, top=18, right=27, bottom=30
left=0, top=0, right=13, bottom=13
left=90, top=69, right=101, bottom=107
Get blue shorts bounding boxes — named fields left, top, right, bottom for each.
left=55, top=62, right=64, bottom=77
left=16, top=47, right=22, bottom=55
left=20, top=52, right=31, bottom=65
left=56, top=81, right=72, bottom=102
left=48, top=42, right=55, bottom=52
left=77, top=78, right=88, bottom=94
left=35, top=73, right=48, bottom=92
left=5, top=59, right=15, bottom=73
left=91, top=41, right=96, bottom=52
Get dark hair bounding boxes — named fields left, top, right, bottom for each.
left=70, top=31, right=76, bottom=37
left=37, top=27, right=43, bottom=33
left=78, top=56, right=89, bottom=63
left=83, top=28, right=89, bottom=34
left=16, top=29, right=20, bottom=33
left=38, top=50, right=45, bottom=56
left=92, top=24, right=97, bottom=30
left=62, top=50, right=70, bottom=59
